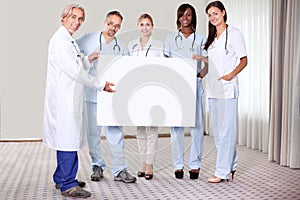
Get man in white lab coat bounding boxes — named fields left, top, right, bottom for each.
left=42, top=4, right=115, bottom=198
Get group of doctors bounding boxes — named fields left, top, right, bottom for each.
left=43, top=0, right=247, bottom=198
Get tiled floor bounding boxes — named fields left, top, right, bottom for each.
left=0, top=136, right=299, bottom=199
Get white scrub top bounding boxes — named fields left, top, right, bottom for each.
left=164, top=31, right=207, bottom=74
left=128, top=36, right=164, bottom=57
left=76, top=32, right=129, bottom=103
left=43, top=26, right=104, bottom=151
left=206, top=25, right=247, bottom=99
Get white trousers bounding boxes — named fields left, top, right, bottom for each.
left=136, top=126, right=158, bottom=165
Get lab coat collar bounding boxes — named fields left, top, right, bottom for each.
left=138, top=35, right=153, bottom=49
left=59, top=25, right=75, bottom=43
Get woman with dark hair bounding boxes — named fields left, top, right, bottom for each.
left=194, top=0, right=248, bottom=183
left=164, top=3, right=207, bottom=179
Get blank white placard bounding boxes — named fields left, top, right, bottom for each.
left=96, top=55, right=197, bottom=127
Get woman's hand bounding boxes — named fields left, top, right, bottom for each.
left=218, top=74, right=234, bottom=81
left=192, top=54, right=202, bottom=60
left=192, top=54, right=208, bottom=63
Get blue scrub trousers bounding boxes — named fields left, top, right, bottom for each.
left=85, top=101, right=127, bottom=176
left=53, top=151, right=78, bottom=192
left=208, top=98, right=238, bottom=179
left=171, top=78, right=204, bottom=170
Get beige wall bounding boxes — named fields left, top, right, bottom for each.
left=0, top=0, right=208, bottom=139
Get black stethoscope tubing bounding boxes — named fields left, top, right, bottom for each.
left=71, top=41, right=81, bottom=57
left=99, top=32, right=121, bottom=53
left=132, top=43, right=152, bottom=57
left=224, top=25, right=228, bottom=54
left=175, top=30, right=196, bottom=51
left=210, top=25, right=229, bottom=55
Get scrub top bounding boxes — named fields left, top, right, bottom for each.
left=164, top=31, right=207, bottom=74
left=76, top=32, right=129, bottom=103
left=206, top=25, right=247, bottom=99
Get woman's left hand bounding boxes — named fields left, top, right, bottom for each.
left=218, top=74, right=234, bottom=81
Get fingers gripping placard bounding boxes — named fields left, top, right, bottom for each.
left=97, top=55, right=197, bottom=127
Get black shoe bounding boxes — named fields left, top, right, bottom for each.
left=55, top=180, right=86, bottom=189
left=189, top=169, right=200, bottom=179
left=137, top=171, right=145, bottom=177
left=174, top=170, right=184, bottom=179
left=231, top=170, right=236, bottom=180
left=61, top=186, right=91, bottom=198
left=91, top=165, right=104, bottom=182
left=145, top=173, right=153, bottom=180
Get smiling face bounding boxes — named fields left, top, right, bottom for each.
left=207, top=6, right=225, bottom=27
left=104, top=14, right=122, bottom=37
left=138, top=17, right=153, bottom=37
left=179, top=8, right=193, bottom=28
left=61, top=8, right=84, bottom=35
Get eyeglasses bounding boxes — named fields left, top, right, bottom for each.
left=107, top=22, right=121, bottom=29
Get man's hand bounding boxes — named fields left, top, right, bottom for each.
left=88, top=52, right=100, bottom=63
left=104, top=81, right=116, bottom=93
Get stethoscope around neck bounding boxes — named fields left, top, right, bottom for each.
left=131, top=43, right=152, bottom=57
left=175, top=29, right=196, bottom=52
left=99, top=32, right=121, bottom=54
left=211, top=25, right=229, bottom=55
left=224, top=25, right=229, bottom=54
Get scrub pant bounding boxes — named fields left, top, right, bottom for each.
left=208, top=98, right=238, bottom=179
left=136, top=126, right=158, bottom=165
left=171, top=78, right=204, bottom=170
left=85, top=101, right=127, bottom=176
left=53, top=151, right=78, bottom=192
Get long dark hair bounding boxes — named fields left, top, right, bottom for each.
left=204, top=1, right=227, bottom=50
left=176, top=3, right=197, bottom=31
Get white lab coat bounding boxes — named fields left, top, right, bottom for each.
left=128, top=36, right=164, bottom=57
left=206, top=25, right=247, bottom=99
left=43, top=26, right=105, bottom=151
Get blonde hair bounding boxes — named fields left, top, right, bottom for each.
left=60, top=4, right=85, bottom=23
left=137, top=13, right=154, bottom=26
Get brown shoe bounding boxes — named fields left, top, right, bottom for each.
left=61, top=186, right=91, bottom=198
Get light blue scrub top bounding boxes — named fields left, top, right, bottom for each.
left=164, top=31, right=207, bottom=74
left=76, top=32, right=129, bottom=103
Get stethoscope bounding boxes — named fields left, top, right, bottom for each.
left=211, top=25, right=229, bottom=55
left=224, top=26, right=229, bottom=55
left=99, top=32, right=121, bottom=55
left=175, top=30, right=196, bottom=51
left=71, top=41, right=81, bottom=57
left=131, top=44, right=152, bottom=57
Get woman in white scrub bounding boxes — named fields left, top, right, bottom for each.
left=128, top=13, right=164, bottom=180
left=194, top=0, right=248, bottom=183
left=164, top=3, right=207, bottom=179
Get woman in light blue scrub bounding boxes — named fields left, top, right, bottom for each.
left=164, top=3, right=207, bottom=179
left=194, top=0, right=248, bottom=183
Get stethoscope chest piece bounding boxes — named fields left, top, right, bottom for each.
left=99, top=32, right=121, bottom=55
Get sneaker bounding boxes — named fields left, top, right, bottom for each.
left=61, top=186, right=91, bottom=198
left=91, top=165, right=104, bottom=181
left=114, top=169, right=137, bottom=183
left=55, top=180, right=86, bottom=189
